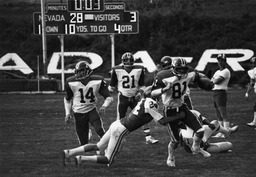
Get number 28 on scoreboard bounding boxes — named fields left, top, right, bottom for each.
left=68, top=0, right=104, bottom=12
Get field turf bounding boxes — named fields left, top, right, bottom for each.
left=0, top=89, right=255, bottom=177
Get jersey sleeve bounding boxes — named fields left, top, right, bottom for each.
left=144, top=98, right=163, bottom=122
left=152, top=72, right=166, bottom=90
left=65, top=78, right=74, bottom=101
left=109, top=68, right=118, bottom=87
left=138, top=67, right=145, bottom=87
left=99, top=79, right=111, bottom=99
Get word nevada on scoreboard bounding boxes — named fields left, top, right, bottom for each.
left=33, top=0, right=139, bottom=35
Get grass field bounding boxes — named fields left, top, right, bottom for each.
left=0, top=89, right=255, bottom=177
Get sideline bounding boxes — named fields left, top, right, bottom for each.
left=0, top=91, right=65, bottom=95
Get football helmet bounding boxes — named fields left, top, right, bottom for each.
left=250, top=57, right=256, bottom=68
left=121, top=52, right=134, bottom=67
left=75, top=61, right=92, bottom=80
left=172, top=58, right=188, bottom=78
left=217, top=54, right=226, bottom=62
left=160, top=56, right=172, bottom=70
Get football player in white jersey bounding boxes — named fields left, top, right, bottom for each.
left=245, top=57, right=256, bottom=128
left=64, top=61, right=114, bottom=145
left=179, top=110, right=238, bottom=155
left=211, top=54, right=237, bottom=138
left=160, top=56, right=194, bottom=110
left=151, top=57, right=214, bottom=167
left=108, top=52, right=158, bottom=144
left=63, top=85, right=185, bottom=167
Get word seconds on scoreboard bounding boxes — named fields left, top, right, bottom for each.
left=68, top=0, right=104, bottom=12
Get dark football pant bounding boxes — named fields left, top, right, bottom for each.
left=164, top=104, right=202, bottom=142
left=74, top=108, right=105, bottom=145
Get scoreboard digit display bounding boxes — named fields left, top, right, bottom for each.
left=68, top=0, right=104, bottom=12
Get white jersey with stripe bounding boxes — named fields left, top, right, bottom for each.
left=65, top=75, right=110, bottom=113
left=110, top=65, right=144, bottom=97
left=248, top=67, right=256, bottom=93
left=153, top=69, right=197, bottom=108
left=212, top=68, right=230, bottom=90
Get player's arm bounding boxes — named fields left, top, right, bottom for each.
left=151, top=80, right=172, bottom=98
left=99, top=79, right=114, bottom=116
left=64, top=82, right=73, bottom=124
left=245, top=78, right=255, bottom=98
left=108, top=69, right=118, bottom=93
left=158, top=112, right=186, bottom=125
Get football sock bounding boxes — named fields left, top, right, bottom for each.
left=224, top=121, right=230, bottom=129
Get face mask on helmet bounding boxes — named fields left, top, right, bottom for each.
left=160, top=56, right=172, bottom=70
left=75, top=61, right=92, bottom=80
left=217, top=54, right=227, bottom=62
left=172, top=58, right=188, bottom=78
left=122, top=52, right=134, bottom=67
left=250, top=57, right=256, bottom=68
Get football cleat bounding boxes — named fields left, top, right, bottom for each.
left=166, top=156, right=176, bottom=167
left=225, top=125, right=239, bottom=138
left=63, top=150, right=71, bottom=167
left=146, top=136, right=159, bottom=144
left=75, top=156, right=82, bottom=168
left=247, top=122, right=256, bottom=127
left=212, top=132, right=225, bottom=138
left=192, top=148, right=211, bottom=158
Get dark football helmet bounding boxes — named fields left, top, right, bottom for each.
left=121, top=52, right=134, bottom=67
left=217, top=54, right=226, bottom=62
left=172, top=58, right=188, bottom=78
left=75, top=61, right=92, bottom=80
left=160, top=56, right=172, bottom=70
left=250, top=57, right=256, bottom=68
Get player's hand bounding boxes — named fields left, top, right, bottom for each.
left=208, top=123, right=216, bottom=130
left=245, top=93, right=249, bottom=100
left=135, top=92, right=142, bottom=101
left=162, top=82, right=173, bottom=92
left=99, top=106, right=106, bottom=117
left=65, top=114, right=73, bottom=124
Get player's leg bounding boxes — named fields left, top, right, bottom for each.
left=75, top=127, right=113, bottom=166
left=247, top=101, right=256, bottom=127
left=89, top=108, right=105, bottom=138
left=206, top=142, right=233, bottom=153
left=105, top=121, right=129, bottom=166
left=117, top=93, right=129, bottom=120
left=183, top=107, right=211, bottom=157
left=74, top=112, right=90, bottom=145
left=212, top=95, right=224, bottom=138
left=184, top=94, right=193, bottom=110
left=63, top=129, right=110, bottom=166
left=166, top=122, right=180, bottom=167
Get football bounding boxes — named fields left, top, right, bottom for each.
left=197, top=74, right=214, bottom=91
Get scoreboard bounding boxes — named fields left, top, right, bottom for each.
left=33, top=0, right=139, bottom=35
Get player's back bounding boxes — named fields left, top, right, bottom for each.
left=120, top=98, right=157, bottom=132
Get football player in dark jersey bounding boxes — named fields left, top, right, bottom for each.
left=108, top=52, right=158, bottom=144
left=63, top=85, right=185, bottom=167
left=151, top=57, right=213, bottom=167
left=64, top=61, right=113, bottom=145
